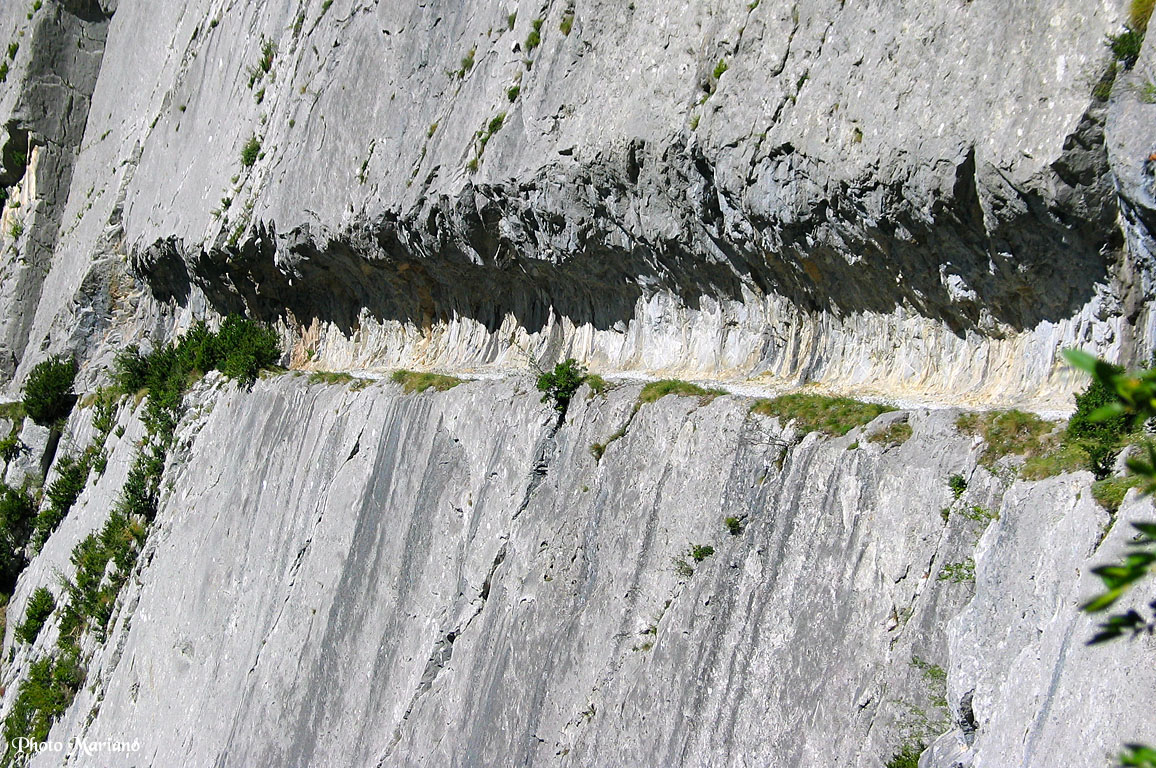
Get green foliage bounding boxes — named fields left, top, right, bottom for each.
left=955, top=409, right=1055, bottom=467
left=1067, top=371, right=1129, bottom=478
left=1, top=654, right=81, bottom=762
left=309, top=371, right=353, bottom=386
left=391, top=369, right=463, bottom=394
left=751, top=394, right=894, bottom=437
left=1019, top=441, right=1089, bottom=481
left=1064, top=349, right=1156, bottom=655
left=0, top=62, right=8, bottom=84
left=1122, top=744, right=1156, bottom=767
left=1093, top=61, right=1118, bottom=101
left=321, top=0, right=333, bottom=15
left=869, top=421, right=912, bottom=446
left=689, top=544, right=714, bottom=562
left=30, top=455, right=89, bottom=552
left=560, top=12, right=574, bottom=35
left=240, top=135, right=261, bottom=167
left=506, top=84, right=520, bottom=102
left=0, top=484, right=35, bottom=592
left=15, top=587, right=54, bottom=644
left=0, top=431, right=25, bottom=463
left=947, top=474, right=967, bottom=499
left=526, top=18, right=543, bottom=51
left=22, top=356, right=77, bottom=426
left=724, top=516, right=743, bottom=535
left=960, top=504, right=997, bottom=524
left=1092, top=475, right=1144, bottom=513
left=638, top=380, right=725, bottom=407
left=537, top=358, right=586, bottom=414
left=938, top=558, right=976, bottom=583
left=113, top=316, right=281, bottom=398
left=885, top=740, right=925, bottom=768
left=712, top=58, right=728, bottom=79
left=585, top=374, right=608, bottom=396
left=6, top=42, right=17, bottom=60
left=1109, top=26, right=1145, bottom=69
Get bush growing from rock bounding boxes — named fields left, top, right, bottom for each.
left=21, top=356, right=76, bottom=426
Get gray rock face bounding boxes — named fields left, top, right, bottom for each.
left=0, top=0, right=1149, bottom=405
left=1, top=378, right=1147, bottom=767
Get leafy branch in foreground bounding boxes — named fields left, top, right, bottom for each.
left=1065, top=350, right=1156, bottom=642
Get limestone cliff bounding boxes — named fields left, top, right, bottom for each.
left=0, top=0, right=1153, bottom=405
left=0, top=2, right=1152, bottom=767
left=2, top=378, right=1151, bottom=767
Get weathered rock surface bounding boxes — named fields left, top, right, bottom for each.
left=0, top=0, right=1151, bottom=406
left=0, top=378, right=1148, bottom=767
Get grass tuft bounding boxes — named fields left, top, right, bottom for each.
left=637, top=380, right=725, bottom=407
left=390, top=370, right=463, bottom=394
left=751, top=394, right=894, bottom=437
left=955, top=410, right=1056, bottom=468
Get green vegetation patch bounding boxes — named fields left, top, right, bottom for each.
left=1020, top=441, right=1088, bottom=481
left=22, top=356, right=77, bottom=426
left=1092, top=475, right=1144, bottom=512
left=537, top=359, right=586, bottom=414
left=955, top=409, right=1055, bottom=467
left=751, top=393, right=894, bottom=437
left=637, top=380, right=725, bottom=407
left=240, top=135, right=261, bottom=167
left=15, top=587, right=54, bottom=645
left=869, top=420, right=912, bottom=447
left=391, top=369, right=463, bottom=394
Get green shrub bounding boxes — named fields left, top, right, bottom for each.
left=15, top=587, right=54, bottom=644
left=240, top=135, right=261, bottom=167
left=113, top=317, right=280, bottom=398
left=724, top=516, right=743, bottom=535
left=689, top=544, right=714, bottom=562
left=0, top=483, right=35, bottom=592
left=526, top=18, right=543, bottom=51
left=712, top=58, right=728, bottom=79
left=947, top=474, right=967, bottom=499
left=885, top=740, right=925, bottom=768
left=506, top=85, right=520, bottom=102
left=32, top=454, right=91, bottom=551
left=0, top=431, right=25, bottom=463
left=6, top=42, right=17, bottom=59
left=751, top=394, right=893, bottom=436
left=22, top=356, right=77, bottom=426
left=560, top=12, right=574, bottom=35
left=537, top=358, right=586, bottom=414
left=1, top=655, right=77, bottom=758
left=391, top=369, right=463, bottom=394
left=1109, top=26, right=1146, bottom=69
left=637, top=380, right=725, bottom=407
left=955, top=409, right=1054, bottom=467
left=1067, top=372, right=1130, bottom=478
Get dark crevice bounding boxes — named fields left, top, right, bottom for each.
left=133, top=116, right=1119, bottom=361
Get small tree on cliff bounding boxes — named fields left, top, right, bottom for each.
left=536, top=358, right=586, bottom=415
